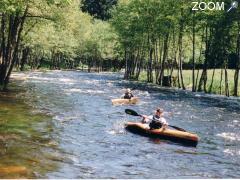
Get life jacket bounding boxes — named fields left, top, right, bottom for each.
left=149, top=115, right=163, bottom=129
left=123, top=93, right=134, bottom=99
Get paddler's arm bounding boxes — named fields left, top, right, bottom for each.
left=161, top=123, right=168, bottom=130
left=141, top=115, right=152, bottom=123
left=160, top=117, right=168, bottom=130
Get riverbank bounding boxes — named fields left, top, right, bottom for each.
left=138, top=69, right=239, bottom=96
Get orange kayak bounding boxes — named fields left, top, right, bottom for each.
left=111, top=97, right=139, bottom=105
left=125, top=122, right=199, bottom=147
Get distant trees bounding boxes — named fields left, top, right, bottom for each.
left=0, top=0, right=119, bottom=90
left=111, top=0, right=240, bottom=96
left=0, top=0, right=66, bottom=90
left=1, top=0, right=240, bottom=96
left=111, top=0, right=188, bottom=83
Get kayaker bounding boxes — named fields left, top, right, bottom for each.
left=142, top=108, right=169, bottom=130
left=122, top=88, right=134, bottom=99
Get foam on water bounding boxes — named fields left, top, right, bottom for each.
left=217, top=132, right=240, bottom=141
left=65, top=88, right=105, bottom=94
left=223, top=149, right=240, bottom=156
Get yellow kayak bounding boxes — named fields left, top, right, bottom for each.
left=111, top=97, right=139, bottom=105
left=125, top=122, right=199, bottom=147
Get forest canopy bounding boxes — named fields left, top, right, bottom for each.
left=0, top=0, right=240, bottom=96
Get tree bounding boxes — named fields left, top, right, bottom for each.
left=81, top=0, right=118, bottom=20
left=0, top=0, right=70, bottom=90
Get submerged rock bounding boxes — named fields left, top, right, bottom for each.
left=0, top=166, right=28, bottom=175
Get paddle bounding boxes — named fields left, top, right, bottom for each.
left=125, top=109, right=186, bottom=132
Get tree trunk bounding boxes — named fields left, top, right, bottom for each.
left=192, top=12, right=196, bottom=92
left=156, top=38, right=163, bottom=84
left=0, top=6, right=29, bottom=90
left=178, top=22, right=185, bottom=90
left=198, top=25, right=210, bottom=93
left=20, top=47, right=30, bottom=71
left=195, top=28, right=204, bottom=91
left=208, top=68, right=215, bottom=93
left=233, top=22, right=240, bottom=96
left=147, top=33, right=153, bottom=83
left=158, top=33, right=169, bottom=85
left=170, top=28, right=178, bottom=85
left=224, top=64, right=230, bottom=97
left=148, top=47, right=153, bottom=82
left=124, top=48, right=129, bottom=79
left=136, top=40, right=146, bottom=80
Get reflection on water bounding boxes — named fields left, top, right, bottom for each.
left=0, top=89, right=61, bottom=178
left=0, top=70, right=240, bottom=178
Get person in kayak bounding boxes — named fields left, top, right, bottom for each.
left=142, top=108, right=169, bottom=130
left=122, top=88, right=134, bottom=99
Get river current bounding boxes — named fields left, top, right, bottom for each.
left=0, top=70, right=240, bottom=178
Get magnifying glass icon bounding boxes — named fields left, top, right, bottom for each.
left=227, top=1, right=238, bottom=12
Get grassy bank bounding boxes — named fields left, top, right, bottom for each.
left=139, top=69, right=240, bottom=96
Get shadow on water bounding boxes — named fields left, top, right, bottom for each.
left=0, top=71, right=240, bottom=178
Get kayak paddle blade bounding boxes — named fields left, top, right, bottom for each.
left=125, top=109, right=140, bottom=116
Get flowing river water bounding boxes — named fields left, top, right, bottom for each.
left=0, top=70, right=240, bottom=178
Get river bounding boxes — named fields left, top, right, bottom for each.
left=0, top=70, right=240, bottom=178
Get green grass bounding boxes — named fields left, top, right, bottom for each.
left=138, top=69, right=240, bottom=96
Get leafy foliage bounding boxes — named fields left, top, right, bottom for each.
left=81, top=0, right=118, bottom=20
